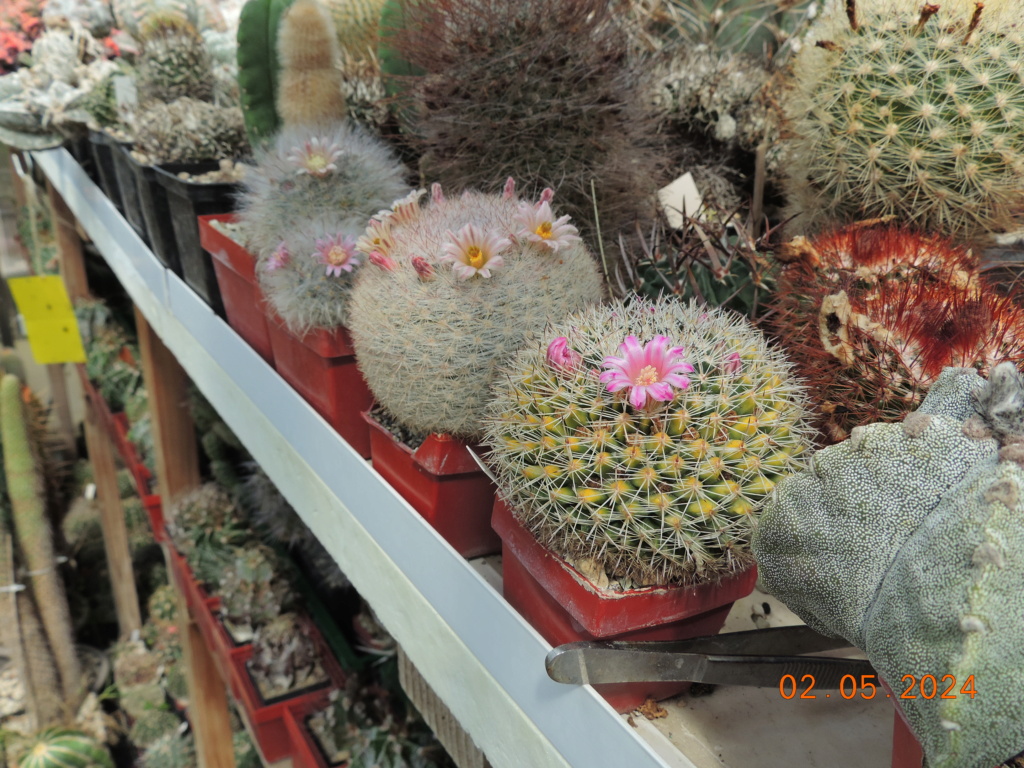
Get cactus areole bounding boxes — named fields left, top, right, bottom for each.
left=754, top=365, right=1024, bottom=768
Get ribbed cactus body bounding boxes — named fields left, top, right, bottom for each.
left=136, top=14, right=214, bottom=104
left=484, top=297, right=812, bottom=586
left=237, top=0, right=295, bottom=144
left=1, top=375, right=81, bottom=711
left=217, top=544, right=294, bottom=634
left=753, top=364, right=1024, bottom=768
left=324, top=0, right=386, bottom=57
left=277, top=0, right=346, bottom=128
left=348, top=184, right=606, bottom=439
left=15, top=729, right=113, bottom=768
left=783, top=1, right=1024, bottom=237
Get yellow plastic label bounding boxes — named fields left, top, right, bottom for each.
left=8, top=276, right=87, bottom=364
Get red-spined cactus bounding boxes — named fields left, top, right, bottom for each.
left=770, top=225, right=1024, bottom=443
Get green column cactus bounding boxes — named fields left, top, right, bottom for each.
left=753, top=364, right=1024, bottom=768
left=236, top=0, right=295, bottom=145
left=1, top=374, right=82, bottom=712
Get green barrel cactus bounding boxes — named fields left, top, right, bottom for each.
left=236, top=0, right=295, bottom=145
left=782, top=0, right=1024, bottom=238
left=484, top=297, right=812, bottom=586
left=348, top=181, right=606, bottom=440
left=753, top=364, right=1024, bottom=768
left=13, top=729, right=113, bottom=768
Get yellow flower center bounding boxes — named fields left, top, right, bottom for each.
left=328, top=246, right=348, bottom=265
left=466, top=245, right=485, bottom=268
left=634, top=365, right=660, bottom=386
left=534, top=221, right=553, bottom=239
left=307, top=153, right=329, bottom=172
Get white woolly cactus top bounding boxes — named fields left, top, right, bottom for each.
left=347, top=180, right=606, bottom=438
left=483, top=297, right=813, bottom=587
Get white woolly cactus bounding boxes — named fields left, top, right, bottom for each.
left=347, top=180, right=606, bottom=439
left=238, top=122, right=409, bottom=335
left=483, top=297, right=813, bottom=586
left=753, top=365, right=1024, bottom=768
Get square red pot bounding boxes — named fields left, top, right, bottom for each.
left=199, top=214, right=274, bottom=365
left=230, top=618, right=344, bottom=763
left=492, top=498, right=757, bottom=712
left=266, top=318, right=372, bottom=458
left=111, top=413, right=154, bottom=497
left=362, top=410, right=500, bottom=558
left=142, top=494, right=167, bottom=544
left=284, top=701, right=345, bottom=768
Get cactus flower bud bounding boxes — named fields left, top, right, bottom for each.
left=411, top=256, right=433, bottom=280
left=369, top=251, right=397, bottom=272
left=724, top=352, right=743, bottom=374
left=546, top=337, right=582, bottom=375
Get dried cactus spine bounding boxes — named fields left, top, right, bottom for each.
left=277, top=0, right=346, bottom=128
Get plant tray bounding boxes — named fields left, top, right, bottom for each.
left=110, top=413, right=154, bottom=497
left=199, top=214, right=274, bottom=364
left=111, top=141, right=148, bottom=242
left=492, top=498, right=757, bottom=712
left=362, top=410, right=499, bottom=558
left=265, top=317, right=371, bottom=458
left=87, top=130, right=123, bottom=212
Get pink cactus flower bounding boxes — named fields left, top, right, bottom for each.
left=439, top=224, right=510, bottom=279
left=723, top=352, right=742, bottom=374
left=378, top=189, right=425, bottom=226
left=265, top=242, right=290, bottom=271
left=411, top=256, right=434, bottom=280
left=599, top=335, right=694, bottom=410
left=356, top=217, right=395, bottom=257
left=286, top=136, right=344, bottom=178
left=369, top=251, right=397, bottom=272
left=546, top=337, right=582, bottom=375
left=515, top=200, right=581, bottom=252
left=314, top=234, right=359, bottom=277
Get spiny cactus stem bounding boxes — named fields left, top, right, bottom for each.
left=964, top=2, right=984, bottom=44
left=845, top=0, right=858, bottom=30
left=914, top=4, right=940, bottom=35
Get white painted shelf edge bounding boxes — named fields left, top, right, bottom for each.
left=35, top=148, right=687, bottom=768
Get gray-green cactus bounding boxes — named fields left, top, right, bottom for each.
left=217, top=544, right=294, bottom=638
left=753, top=364, right=1024, bottom=768
left=248, top=612, right=326, bottom=700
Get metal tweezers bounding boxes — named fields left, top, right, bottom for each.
left=545, top=625, right=874, bottom=688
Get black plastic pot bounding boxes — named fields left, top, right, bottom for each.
left=131, top=157, right=181, bottom=274
left=111, top=142, right=148, bottom=244
left=65, top=133, right=96, bottom=183
left=153, top=163, right=238, bottom=316
left=87, top=130, right=123, bottom=212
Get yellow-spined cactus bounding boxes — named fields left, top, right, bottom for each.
left=277, top=0, right=346, bottom=128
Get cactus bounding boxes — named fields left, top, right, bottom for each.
left=2, top=375, right=82, bottom=710
left=248, top=613, right=327, bottom=699
left=129, top=709, right=181, bottom=749
left=165, top=483, right=250, bottom=585
left=782, top=0, right=1024, bottom=239
left=119, top=683, right=166, bottom=721
left=146, top=584, right=178, bottom=627
left=384, top=0, right=665, bottom=255
left=139, top=732, right=195, bottom=768
left=483, top=296, right=811, bottom=586
left=217, top=544, right=295, bottom=637
left=238, top=121, right=408, bottom=333
left=132, top=97, right=249, bottom=165
left=769, top=225, right=1024, bottom=443
left=236, top=0, right=295, bottom=144
left=13, top=728, right=113, bottom=768
left=111, top=0, right=200, bottom=38
left=135, top=13, right=214, bottom=104
left=324, top=0, right=387, bottom=58
left=753, top=363, right=1024, bottom=768
left=113, top=640, right=161, bottom=689
left=349, top=182, right=605, bottom=439
left=233, top=729, right=260, bottom=768
left=277, top=0, right=346, bottom=129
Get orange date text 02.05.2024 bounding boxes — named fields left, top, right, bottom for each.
left=778, top=674, right=978, bottom=700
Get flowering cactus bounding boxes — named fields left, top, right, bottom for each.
left=347, top=180, right=606, bottom=439
left=237, top=121, right=408, bottom=335
left=753, top=364, right=1024, bottom=768
left=483, top=297, right=812, bottom=586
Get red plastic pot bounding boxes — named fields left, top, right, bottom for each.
left=142, top=494, right=167, bottom=544
left=266, top=317, right=372, bottom=458
left=111, top=413, right=154, bottom=497
left=492, top=498, right=757, bottom=712
left=229, top=618, right=344, bottom=763
left=362, top=410, right=499, bottom=558
left=199, top=214, right=274, bottom=365
left=284, top=701, right=346, bottom=768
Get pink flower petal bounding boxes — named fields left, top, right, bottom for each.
left=629, top=386, right=649, bottom=409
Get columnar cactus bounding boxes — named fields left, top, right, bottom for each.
left=348, top=181, right=606, bottom=439
left=236, top=0, right=294, bottom=144
left=238, top=122, right=408, bottom=334
left=769, top=225, right=1024, bottom=443
left=483, top=297, right=812, bottom=586
left=277, top=0, right=346, bottom=129
left=753, top=364, right=1024, bottom=768
left=782, top=0, right=1024, bottom=238
left=136, top=13, right=214, bottom=104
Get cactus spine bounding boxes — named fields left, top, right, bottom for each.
left=2, top=375, right=81, bottom=712
left=136, top=13, right=215, bottom=104
left=237, top=0, right=295, bottom=144
left=277, top=0, right=346, bottom=128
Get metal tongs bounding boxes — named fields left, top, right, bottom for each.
left=546, top=625, right=874, bottom=688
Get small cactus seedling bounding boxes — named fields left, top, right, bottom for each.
left=753, top=364, right=1024, bottom=768
left=248, top=613, right=327, bottom=699
left=217, top=544, right=295, bottom=639
left=782, top=0, right=1024, bottom=238
left=483, top=297, right=812, bottom=586
left=348, top=180, right=606, bottom=439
